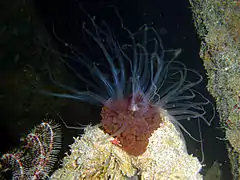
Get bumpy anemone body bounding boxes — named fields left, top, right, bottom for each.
left=49, top=15, right=214, bottom=156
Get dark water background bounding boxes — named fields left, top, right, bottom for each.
left=0, top=0, right=233, bottom=179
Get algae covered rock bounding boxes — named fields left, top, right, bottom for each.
left=189, top=0, right=240, bottom=178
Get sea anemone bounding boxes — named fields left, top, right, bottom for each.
left=46, top=13, right=214, bottom=157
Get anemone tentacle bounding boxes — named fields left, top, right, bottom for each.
left=44, top=12, right=215, bottom=156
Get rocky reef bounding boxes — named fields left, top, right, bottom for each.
left=189, top=0, right=240, bottom=179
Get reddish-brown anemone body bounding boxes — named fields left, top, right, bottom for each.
left=101, top=95, right=162, bottom=156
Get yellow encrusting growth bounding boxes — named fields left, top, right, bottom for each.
left=51, top=113, right=202, bottom=180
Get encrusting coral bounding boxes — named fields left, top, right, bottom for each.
left=51, top=111, right=202, bottom=180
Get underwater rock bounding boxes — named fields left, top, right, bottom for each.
left=189, top=0, right=240, bottom=178
left=203, top=161, right=222, bottom=180
left=51, top=112, right=202, bottom=180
